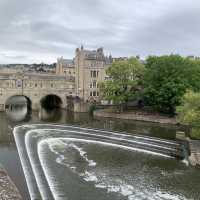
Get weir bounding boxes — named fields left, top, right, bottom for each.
left=13, top=124, right=187, bottom=200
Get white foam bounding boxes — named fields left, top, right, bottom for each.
left=66, top=143, right=97, bottom=167
left=46, top=137, right=173, bottom=159
left=47, top=139, right=97, bottom=167
left=23, top=127, right=179, bottom=156
left=82, top=171, right=98, bottom=182
left=155, top=191, right=188, bottom=200
left=181, top=159, right=189, bottom=166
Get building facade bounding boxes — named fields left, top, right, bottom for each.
left=0, top=46, right=113, bottom=111
left=57, top=46, right=112, bottom=102
left=56, top=57, right=75, bottom=77
left=0, top=72, right=75, bottom=110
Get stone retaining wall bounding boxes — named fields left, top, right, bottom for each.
left=0, top=167, right=22, bottom=200
left=188, top=140, right=200, bottom=167
left=94, top=109, right=177, bottom=125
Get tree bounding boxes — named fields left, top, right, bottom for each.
left=100, top=57, right=145, bottom=111
left=176, top=90, right=200, bottom=139
left=143, top=55, right=200, bottom=114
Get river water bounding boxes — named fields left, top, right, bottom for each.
left=1, top=103, right=200, bottom=200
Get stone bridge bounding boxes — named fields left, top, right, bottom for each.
left=0, top=72, right=75, bottom=111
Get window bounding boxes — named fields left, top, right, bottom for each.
left=91, top=70, right=97, bottom=78
left=93, top=81, right=96, bottom=88
left=93, top=91, right=96, bottom=96
left=90, top=83, right=92, bottom=88
left=35, top=83, right=37, bottom=87
left=90, top=91, right=93, bottom=96
left=97, top=91, right=99, bottom=96
left=93, top=71, right=96, bottom=78
left=51, top=83, right=53, bottom=88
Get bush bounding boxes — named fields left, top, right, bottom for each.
left=89, top=104, right=97, bottom=114
left=176, top=90, right=200, bottom=139
left=190, top=128, right=200, bottom=140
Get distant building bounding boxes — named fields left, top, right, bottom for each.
left=56, top=57, right=75, bottom=77
left=0, top=67, right=23, bottom=74
left=187, top=56, right=200, bottom=60
left=112, top=57, right=128, bottom=62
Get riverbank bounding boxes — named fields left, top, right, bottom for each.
left=94, top=109, right=178, bottom=125
left=0, top=167, right=22, bottom=199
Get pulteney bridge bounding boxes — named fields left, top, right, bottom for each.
left=0, top=72, right=75, bottom=111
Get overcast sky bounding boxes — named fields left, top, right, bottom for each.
left=0, top=0, right=199, bottom=64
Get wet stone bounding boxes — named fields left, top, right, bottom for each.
left=189, top=140, right=200, bottom=167
left=0, top=168, right=22, bottom=200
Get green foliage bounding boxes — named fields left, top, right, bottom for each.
left=176, top=90, right=200, bottom=139
left=143, top=55, right=200, bottom=114
left=89, top=104, right=97, bottom=115
left=190, top=128, right=200, bottom=140
left=176, top=90, right=200, bottom=126
left=100, top=57, right=145, bottom=105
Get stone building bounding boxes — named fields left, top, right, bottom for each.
left=56, top=46, right=112, bottom=103
left=56, top=57, right=75, bottom=77
left=112, top=57, right=128, bottom=62
left=74, top=46, right=112, bottom=102
left=0, top=46, right=114, bottom=111
left=0, top=72, right=75, bottom=111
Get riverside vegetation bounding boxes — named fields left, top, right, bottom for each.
left=100, top=55, right=200, bottom=139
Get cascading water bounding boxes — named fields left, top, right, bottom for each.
left=13, top=124, right=195, bottom=200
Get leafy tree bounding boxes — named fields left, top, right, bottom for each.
left=143, top=55, right=200, bottom=114
left=176, top=90, right=200, bottom=139
left=100, top=57, right=145, bottom=111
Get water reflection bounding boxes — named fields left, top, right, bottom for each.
left=5, top=96, right=31, bottom=122
left=5, top=98, right=185, bottom=141
left=38, top=108, right=63, bottom=122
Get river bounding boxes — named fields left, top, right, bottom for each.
left=1, top=103, right=200, bottom=200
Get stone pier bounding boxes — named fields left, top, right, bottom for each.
left=188, top=140, right=200, bottom=167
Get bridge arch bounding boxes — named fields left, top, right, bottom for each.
left=5, top=95, right=32, bottom=111
left=40, top=94, right=63, bottom=110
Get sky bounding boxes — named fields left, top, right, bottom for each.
left=0, top=0, right=199, bottom=64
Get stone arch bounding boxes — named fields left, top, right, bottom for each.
left=5, top=95, right=32, bottom=111
left=40, top=94, right=63, bottom=110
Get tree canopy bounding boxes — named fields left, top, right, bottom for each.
left=143, top=55, right=200, bottom=114
left=177, top=90, right=200, bottom=126
left=100, top=57, right=145, bottom=106
left=176, top=90, right=200, bottom=139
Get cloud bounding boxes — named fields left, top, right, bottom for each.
left=0, top=0, right=199, bottom=63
